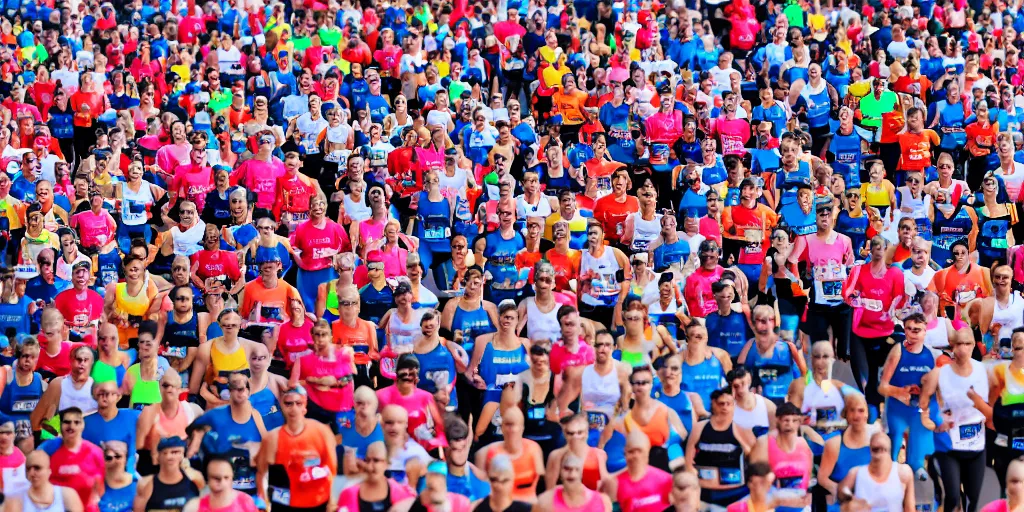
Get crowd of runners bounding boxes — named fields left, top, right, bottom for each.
left=4, top=0, right=1024, bottom=510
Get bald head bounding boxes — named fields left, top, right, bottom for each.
left=382, top=404, right=408, bottom=423
left=626, top=431, right=652, bottom=451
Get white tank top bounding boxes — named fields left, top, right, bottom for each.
left=525, top=297, right=561, bottom=344
left=733, top=394, right=769, bottom=433
left=24, top=485, right=67, bottom=512
left=388, top=308, right=425, bottom=354
left=581, top=365, right=620, bottom=415
left=938, top=360, right=988, bottom=452
left=121, top=181, right=155, bottom=226
left=323, top=125, right=350, bottom=163
left=924, top=317, right=951, bottom=350
left=172, top=221, right=206, bottom=257
left=59, top=377, right=97, bottom=416
left=903, top=268, right=936, bottom=302
left=896, top=186, right=930, bottom=220
left=991, top=293, right=1024, bottom=338
left=343, top=190, right=371, bottom=223
left=628, top=212, right=663, bottom=253
left=801, top=379, right=846, bottom=432
left=516, top=194, right=553, bottom=219
left=854, top=463, right=904, bottom=512
left=580, top=249, right=621, bottom=307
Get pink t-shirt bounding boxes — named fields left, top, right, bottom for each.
left=172, top=165, right=215, bottom=212
left=713, top=117, right=751, bottom=156
left=376, top=385, right=442, bottom=448
left=803, top=232, right=854, bottom=307
left=843, top=263, right=905, bottom=338
left=337, top=480, right=416, bottom=512
left=278, top=320, right=313, bottom=369
left=683, top=266, right=725, bottom=319
left=699, top=217, right=723, bottom=245
left=550, top=340, right=595, bottom=375
left=291, top=219, right=351, bottom=271
left=49, top=441, right=105, bottom=512
left=69, top=210, right=116, bottom=248
left=617, top=467, right=672, bottom=512
left=156, top=143, right=190, bottom=174
left=198, top=491, right=259, bottom=512
left=298, top=349, right=354, bottom=412
left=231, top=158, right=286, bottom=209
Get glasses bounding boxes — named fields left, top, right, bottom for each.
left=906, top=177, right=921, bottom=183
left=498, top=211, right=514, bottom=217
left=26, top=465, right=43, bottom=472
left=258, top=225, right=274, bottom=231
left=631, top=380, right=652, bottom=387
left=104, top=454, right=124, bottom=461
left=451, top=244, right=467, bottom=250
left=174, top=296, right=192, bottom=302
left=870, top=446, right=889, bottom=454
left=160, top=382, right=178, bottom=389
left=340, top=300, right=358, bottom=307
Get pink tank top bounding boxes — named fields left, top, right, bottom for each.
left=277, top=320, right=313, bottom=369
left=767, top=434, right=812, bottom=491
left=980, top=500, right=1010, bottom=512
left=198, top=491, right=259, bottom=512
left=298, top=349, right=354, bottom=412
left=358, top=218, right=387, bottom=251
left=616, top=467, right=672, bottom=512
left=553, top=487, right=605, bottom=512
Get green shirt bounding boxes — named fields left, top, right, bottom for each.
left=858, top=90, right=897, bottom=128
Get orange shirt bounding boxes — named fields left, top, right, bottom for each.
left=880, top=109, right=905, bottom=144
left=552, top=89, right=589, bottom=126
left=545, top=248, right=582, bottom=293
left=331, top=317, right=378, bottom=365
left=239, top=280, right=301, bottom=324
left=898, top=130, right=941, bottom=171
left=965, top=121, right=997, bottom=154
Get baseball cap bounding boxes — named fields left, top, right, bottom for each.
left=157, top=437, right=187, bottom=451
left=72, top=260, right=92, bottom=272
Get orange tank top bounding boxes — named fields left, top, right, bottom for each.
left=486, top=440, right=541, bottom=501
left=273, top=425, right=335, bottom=508
left=331, top=318, right=377, bottom=365
left=624, top=403, right=670, bottom=447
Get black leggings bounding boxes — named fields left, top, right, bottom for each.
left=993, top=445, right=1024, bottom=497
left=850, top=334, right=891, bottom=408
left=934, top=449, right=986, bottom=512
left=803, top=305, right=851, bottom=359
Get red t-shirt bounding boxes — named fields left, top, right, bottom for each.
left=53, top=289, right=104, bottom=334
left=36, top=338, right=72, bottom=377
left=48, top=440, right=105, bottom=512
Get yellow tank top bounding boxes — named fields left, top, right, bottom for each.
left=860, top=182, right=890, bottom=208
left=207, top=340, right=250, bottom=385
left=545, top=211, right=588, bottom=241
left=115, top=281, right=155, bottom=349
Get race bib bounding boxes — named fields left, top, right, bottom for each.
left=959, top=422, right=982, bottom=440
left=271, top=487, right=291, bottom=506
left=164, top=346, right=188, bottom=359
left=11, top=399, right=37, bottom=413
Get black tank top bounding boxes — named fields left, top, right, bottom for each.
left=146, top=470, right=201, bottom=511
left=521, top=372, right=562, bottom=456
left=472, top=500, right=534, bottom=512
left=692, top=421, right=745, bottom=486
left=357, top=484, right=391, bottom=512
